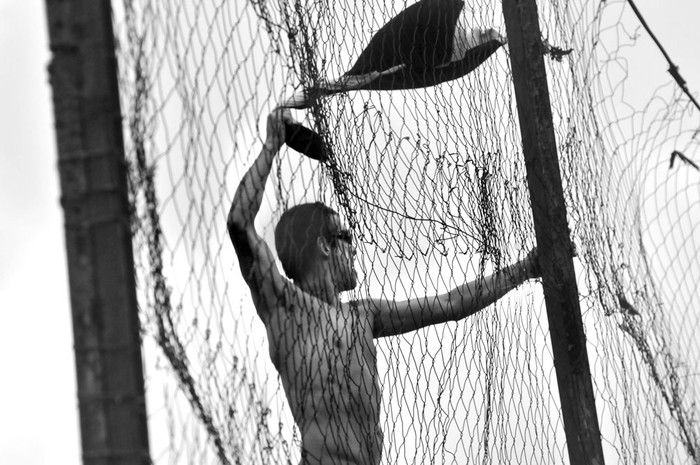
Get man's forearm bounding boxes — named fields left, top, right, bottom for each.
left=229, top=110, right=288, bottom=228
left=450, top=260, right=531, bottom=320
left=228, top=143, right=278, bottom=229
left=369, top=253, right=539, bottom=337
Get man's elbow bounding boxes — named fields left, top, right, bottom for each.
left=226, top=214, right=254, bottom=259
left=226, top=207, right=249, bottom=239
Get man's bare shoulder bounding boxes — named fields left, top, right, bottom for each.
left=342, top=298, right=381, bottom=332
left=348, top=297, right=385, bottom=318
left=344, top=298, right=376, bottom=315
left=250, top=279, right=296, bottom=320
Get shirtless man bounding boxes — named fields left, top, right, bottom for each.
left=227, top=109, right=541, bottom=465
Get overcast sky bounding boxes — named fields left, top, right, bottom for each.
left=0, top=1, right=80, bottom=464
left=0, top=1, right=698, bottom=464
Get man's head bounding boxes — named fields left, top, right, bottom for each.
left=274, top=202, right=357, bottom=290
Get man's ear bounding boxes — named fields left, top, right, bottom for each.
left=316, top=236, right=332, bottom=258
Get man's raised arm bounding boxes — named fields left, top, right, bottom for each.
left=365, top=250, right=540, bottom=337
left=227, top=109, right=290, bottom=315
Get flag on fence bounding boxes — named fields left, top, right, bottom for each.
left=285, top=121, right=329, bottom=162
left=280, top=0, right=506, bottom=108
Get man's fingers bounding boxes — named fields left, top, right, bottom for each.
left=273, top=107, right=289, bottom=118
left=270, top=107, right=294, bottom=124
left=525, top=247, right=541, bottom=278
left=267, top=108, right=291, bottom=138
left=280, top=108, right=294, bottom=123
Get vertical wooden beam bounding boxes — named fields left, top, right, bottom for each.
left=44, top=1, right=151, bottom=463
left=502, top=1, right=606, bottom=464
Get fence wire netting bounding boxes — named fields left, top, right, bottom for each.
left=115, top=0, right=699, bottom=463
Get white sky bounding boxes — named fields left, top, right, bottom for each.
left=0, top=1, right=80, bottom=464
left=0, top=1, right=698, bottom=464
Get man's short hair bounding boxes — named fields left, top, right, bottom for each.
left=275, top=202, right=338, bottom=281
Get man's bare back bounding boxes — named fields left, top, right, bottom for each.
left=227, top=109, right=541, bottom=464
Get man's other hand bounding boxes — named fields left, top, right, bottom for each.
left=521, top=247, right=541, bottom=280
left=265, top=108, right=293, bottom=152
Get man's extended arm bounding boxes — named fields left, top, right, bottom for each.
left=227, top=110, right=290, bottom=316
left=365, top=251, right=540, bottom=337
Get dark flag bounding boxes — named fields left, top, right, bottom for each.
left=284, top=121, right=329, bottom=162
left=280, top=0, right=506, bottom=108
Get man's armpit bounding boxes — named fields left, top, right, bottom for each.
left=352, top=298, right=386, bottom=337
